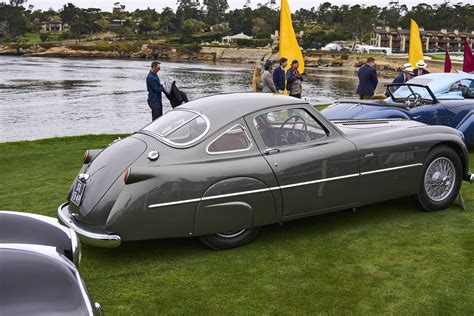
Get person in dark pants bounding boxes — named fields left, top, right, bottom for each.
left=146, top=61, right=164, bottom=121
left=273, top=57, right=288, bottom=94
left=356, top=57, right=378, bottom=99
left=286, top=59, right=303, bottom=99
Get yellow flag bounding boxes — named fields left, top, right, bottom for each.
left=279, top=0, right=304, bottom=73
left=409, top=19, right=423, bottom=69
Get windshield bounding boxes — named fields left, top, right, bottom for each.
left=142, top=110, right=210, bottom=146
left=387, top=84, right=435, bottom=103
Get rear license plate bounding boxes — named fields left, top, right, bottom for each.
left=71, top=180, right=86, bottom=206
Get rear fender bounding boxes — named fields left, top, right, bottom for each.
left=194, top=177, right=277, bottom=236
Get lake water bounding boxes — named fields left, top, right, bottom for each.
left=0, top=56, right=390, bottom=142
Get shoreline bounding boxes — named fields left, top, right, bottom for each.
left=0, top=41, right=457, bottom=74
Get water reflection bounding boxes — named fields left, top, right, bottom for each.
left=0, top=56, right=390, bottom=142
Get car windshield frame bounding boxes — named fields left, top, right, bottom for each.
left=139, top=109, right=211, bottom=148
left=386, top=83, right=439, bottom=104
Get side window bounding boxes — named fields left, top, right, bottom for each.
left=207, top=124, right=251, bottom=154
left=253, top=108, right=327, bottom=147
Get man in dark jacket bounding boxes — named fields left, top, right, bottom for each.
left=146, top=61, right=164, bottom=121
left=356, top=57, right=378, bottom=99
left=273, top=57, right=288, bottom=93
left=392, top=63, right=414, bottom=84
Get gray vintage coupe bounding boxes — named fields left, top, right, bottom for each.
left=58, top=93, right=472, bottom=250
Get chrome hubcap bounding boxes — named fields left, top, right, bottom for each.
left=424, top=157, right=455, bottom=202
left=216, top=229, right=246, bottom=238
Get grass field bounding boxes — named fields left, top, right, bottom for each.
left=1, top=135, right=473, bottom=314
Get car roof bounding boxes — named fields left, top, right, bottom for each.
left=179, top=93, right=307, bottom=128
left=407, top=72, right=474, bottom=94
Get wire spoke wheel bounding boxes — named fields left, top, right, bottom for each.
left=414, top=145, right=462, bottom=212
left=424, top=157, right=455, bottom=202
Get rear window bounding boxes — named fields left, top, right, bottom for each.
left=142, top=110, right=210, bottom=146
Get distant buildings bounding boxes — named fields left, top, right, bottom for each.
left=41, top=20, right=69, bottom=32
left=371, top=26, right=474, bottom=53
left=222, top=33, right=253, bottom=44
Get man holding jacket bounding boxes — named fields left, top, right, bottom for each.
left=146, top=61, right=164, bottom=121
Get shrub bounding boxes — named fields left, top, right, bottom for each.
left=235, top=38, right=272, bottom=47
left=39, top=33, right=49, bottom=42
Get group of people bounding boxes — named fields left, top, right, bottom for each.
left=252, top=58, right=304, bottom=99
left=356, top=57, right=430, bottom=99
left=146, top=58, right=304, bottom=122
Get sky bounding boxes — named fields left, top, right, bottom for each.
left=28, top=0, right=453, bottom=12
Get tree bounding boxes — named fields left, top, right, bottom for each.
left=60, top=3, right=79, bottom=25
left=203, top=0, right=228, bottom=26
left=159, top=7, right=177, bottom=33
left=0, top=3, right=28, bottom=39
left=9, top=0, right=27, bottom=6
left=251, top=17, right=270, bottom=38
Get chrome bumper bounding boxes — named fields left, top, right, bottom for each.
left=57, top=202, right=121, bottom=248
left=469, top=174, right=474, bottom=183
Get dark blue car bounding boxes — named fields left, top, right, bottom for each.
left=322, top=73, right=474, bottom=144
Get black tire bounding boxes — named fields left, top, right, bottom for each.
left=414, top=145, right=462, bottom=212
left=199, top=227, right=261, bottom=250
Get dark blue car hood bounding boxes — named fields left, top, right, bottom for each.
left=322, top=101, right=411, bottom=120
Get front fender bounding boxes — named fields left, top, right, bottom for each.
left=455, top=111, right=474, bottom=145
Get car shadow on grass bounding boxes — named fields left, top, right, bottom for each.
left=81, top=195, right=466, bottom=262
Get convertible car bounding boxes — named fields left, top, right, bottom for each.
left=0, top=211, right=102, bottom=315
left=58, top=93, right=472, bottom=250
left=322, top=73, right=474, bottom=144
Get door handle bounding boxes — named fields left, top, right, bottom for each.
left=264, top=148, right=280, bottom=155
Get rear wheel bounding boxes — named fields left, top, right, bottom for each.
left=199, top=227, right=261, bottom=250
left=414, top=146, right=462, bottom=211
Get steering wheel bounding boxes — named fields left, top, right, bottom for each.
left=275, top=114, right=308, bottom=146
left=404, top=92, right=423, bottom=108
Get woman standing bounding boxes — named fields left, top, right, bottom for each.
left=252, top=64, right=264, bottom=92
left=262, top=60, right=277, bottom=93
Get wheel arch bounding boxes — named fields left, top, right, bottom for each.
left=194, top=176, right=278, bottom=236
left=428, top=141, right=469, bottom=180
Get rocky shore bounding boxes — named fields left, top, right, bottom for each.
left=0, top=41, right=456, bottom=74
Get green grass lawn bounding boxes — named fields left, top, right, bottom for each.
left=429, top=53, right=463, bottom=61
left=1, top=135, right=473, bottom=314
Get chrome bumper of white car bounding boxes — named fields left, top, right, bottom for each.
left=57, top=202, right=121, bottom=248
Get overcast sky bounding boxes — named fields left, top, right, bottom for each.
left=28, top=0, right=454, bottom=12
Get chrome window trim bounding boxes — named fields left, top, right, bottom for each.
left=141, top=109, right=211, bottom=148
left=147, top=163, right=423, bottom=209
left=252, top=107, right=329, bottom=149
left=205, top=123, right=253, bottom=155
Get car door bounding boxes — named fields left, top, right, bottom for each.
left=245, top=105, right=360, bottom=220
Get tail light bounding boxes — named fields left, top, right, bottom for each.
left=82, top=150, right=89, bottom=163
left=124, top=168, right=131, bottom=184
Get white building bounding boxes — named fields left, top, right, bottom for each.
left=222, top=32, right=253, bottom=44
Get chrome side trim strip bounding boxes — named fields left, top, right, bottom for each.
left=149, top=198, right=201, bottom=208
left=360, top=163, right=422, bottom=176
left=147, top=163, right=423, bottom=209
left=201, top=187, right=274, bottom=201
left=279, top=173, right=360, bottom=189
